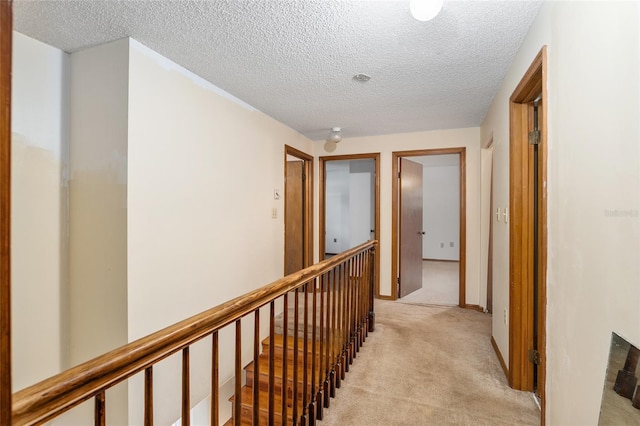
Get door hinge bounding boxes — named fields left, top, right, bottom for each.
left=528, top=349, right=541, bottom=365
left=528, top=130, right=541, bottom=145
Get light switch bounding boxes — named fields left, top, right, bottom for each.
left=503, top=207, right=508, bottom=224
left=272, top=208, right=277, bottom=219
left=496, top=208, right=501, bottom=222
left=274, top=189, right=280, bottom=200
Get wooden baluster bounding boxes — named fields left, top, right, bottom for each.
left=359, top=252, right=366, bottom=346
left=341, top=262, right=347, bottom=378
left=323, top=270, right=332, bottom=408
left=349, top=257, right=358, bottom=362
left=282, top=294, right=289, bottom=425
left=316, top=275, right=325, bottom=420
left=183, top=347, right=190, bottom=425
left=349, top=259, right=356, bottom=364
left=253, top=310, right=260, bottom=426
left=293, top=289, right=300, bottom=425
left=144, top=367, right=153, bottom=426
left=354, top=256, right=361, bottom=353
left=269, top=302, right=275, bottom=425
left=301, top=282, right=309, bottom=425
left=234, top=322, right=241, bottom=426
left=309, top=278, right=317, bottom=424
left=211, top=331, right=219, bottom=426
left=94, top=391, right=105, bottom=426
left=362, top=251, right=369, bottom=341
left=330, top=267, right=339, bottom=394
left=355, top=254, right=362, bottom=352
left=368, top=247, right=376, bottom=333
left=345, top=259, right=353, bottom=371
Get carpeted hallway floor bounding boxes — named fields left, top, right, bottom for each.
left=318, top=300, right=540, bottom=426
left=400, top=260, right=459, bottom=306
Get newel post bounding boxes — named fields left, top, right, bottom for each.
left=367, top=245, right=376, bottom=333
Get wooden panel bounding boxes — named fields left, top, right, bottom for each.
left=508, top=47, right=548, bottom=426
left=285, top=160, right=304, bottom=275
left=459, top=149, right=467, bottom=307
left=0, top=2, right=11, bottom=425
left=399, top=158, right=423, bottom=298
left=285, top=145, right=314, bottom=271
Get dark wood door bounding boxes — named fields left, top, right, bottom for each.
left=399, top=158, right=423, bottom=298
left=285, top=161, right=304, bottom=275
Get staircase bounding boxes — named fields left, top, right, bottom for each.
left=9, top=242, right=376, bottom=426
left=226, top=292, right=369, bottom=426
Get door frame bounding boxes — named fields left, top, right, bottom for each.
left=391, top=148, right=466, bottom=307
left=508, top=46, right=547, bottom=424
left=0, top=1, right=12, bottom=422
left=284, top=145, right=314, bottom=273
left=319, top=153, right=380, bottom=297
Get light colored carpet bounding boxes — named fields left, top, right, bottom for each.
left=318, top=300, right=540, bottom=425
left=400, top=261, right=459, bottom=306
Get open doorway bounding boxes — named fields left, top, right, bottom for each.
left=508, top=47, right=547, bottom=421
left=319, top=153, right=380, bottom=296
left=392, top=148, right=466, bottom=308
left=284, top=145, right=313, bottom=275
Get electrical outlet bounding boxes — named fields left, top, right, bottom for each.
left=449, top=242, right=454, bottom=247
left=503, top=308, right=508, bottom=325
left=440, top=243, right=444, bottom=248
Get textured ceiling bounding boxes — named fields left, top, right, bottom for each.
left=13, top=0, right=542, bottom=141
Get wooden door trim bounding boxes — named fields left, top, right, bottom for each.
left=0, top=1, right=13, bottom=425
left=0, top=1, right=11, bottom=422
left=508, top=46, right=547, bottom=426
left=284, top=145, right=314, bottom=272
left=319, top=153, right=381, bottom=297
left=391, top=148, right=466, bottom=308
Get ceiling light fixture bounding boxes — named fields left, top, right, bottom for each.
left=410, top=0, right=444, bottom=22
left=353, top=73, right=371, bottom=82
left=329, top=127, right=342, bottom=143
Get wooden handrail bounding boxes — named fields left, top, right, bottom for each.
left=12, top=240, right=377, bottom=425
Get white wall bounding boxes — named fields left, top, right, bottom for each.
left=325, top=160, right=375, bottom=253
left=68, top=37, right=131, bottom=423
left=11, top=32, right=70, bottom=390
left=325, top=162, right=350, bottom=253
left=313, top=128, right=481, bottom=306
left=481, top=2, right=640, bottom=424
left=127, top=39, right=313, bottom=424
left=348, top=170, right=372, bottom=247
left=413, top=155, right=460, bottom=261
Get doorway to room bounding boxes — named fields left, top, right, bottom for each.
left=284, top=145, right=313, bottom=275
left=319, top=153, right=380, bottom=296
left=391, top=148, right=466, bottom=308
left=508, top=46, right=547, bottom=421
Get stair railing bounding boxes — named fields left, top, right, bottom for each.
left=11, top=240, right=377, bottom=425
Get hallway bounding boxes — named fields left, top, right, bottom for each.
left=319, top=300, right=539, bottom=425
